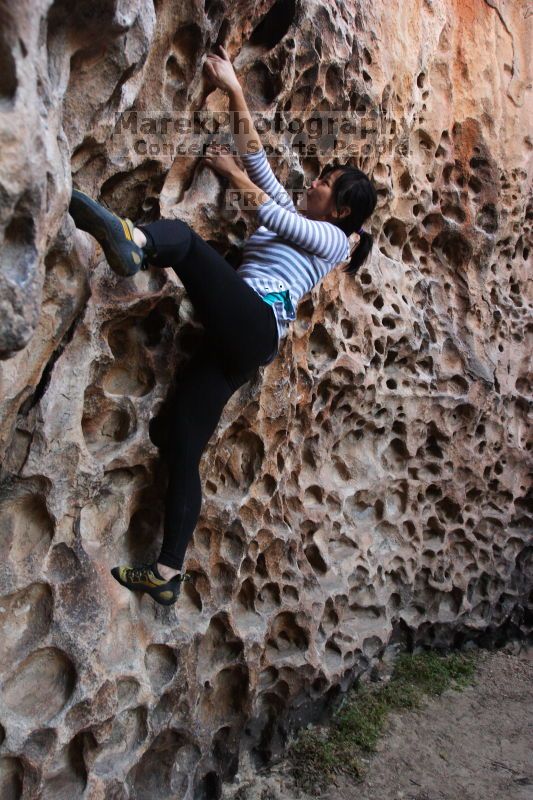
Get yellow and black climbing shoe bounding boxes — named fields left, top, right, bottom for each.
left=110, top=561, right=192, bottom=606
left=69, top=189, right=147, bottom=277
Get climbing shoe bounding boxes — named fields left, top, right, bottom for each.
left=110, top=561, right=192, bottom=606
left=69, top=188, right=148, bottom=277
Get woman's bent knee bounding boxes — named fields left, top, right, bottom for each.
left=140, top=219, right=195, bottom=266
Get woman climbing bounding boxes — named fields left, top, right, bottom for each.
left=68, top=45, right=377, bottom=606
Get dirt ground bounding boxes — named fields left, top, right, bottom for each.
left=223, top=642, right=533, bottom=800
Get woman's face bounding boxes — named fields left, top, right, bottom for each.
left=300, top=169, right=349, bottom=221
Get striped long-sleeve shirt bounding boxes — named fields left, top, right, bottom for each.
left=236, top=148, right=351, bottom=364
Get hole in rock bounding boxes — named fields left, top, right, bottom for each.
left=220, top=425, right=265, bottom=491
left=304, top=484, right=324, bottom=505
left=200, top=665, right=250, bottom=723
left=173, top=23, right=203, bottom=63
left=0, top=582, right=53, bottom=669
left=100, top=161, right=165, bottom=225
left=145, top=645, right=178, bottom=692
left=304, top=543, right=327, bottom=574
left=103, top=318, right=157, bottom=397
left=23, top=728, right=57, bottom=760
left=399, top=171, right=412, bottom=192
left=244, top=61, right=283, bottom=105
left=0, top=757, right=23, bottom=800
left=476, top=203, right=498, bottom=234
left=383, top=218, right=406, bottom=247
left=441, top=202, right=466, bottom=223
left=0, top=31, right=17, bottom=105
left=432, top=230, right=473, bottom=269
left=81, top=391, right=133, bottom=454
left=166, top=54, right=184, bottom=83
left=129, top=730, right=199, bottom=800
left=266, top=611, right=308, bottom=655
left=326, top=64, right=343, bottom=95
left=249, top=691, right=286, bottom=765
left=41, top=730, right=92, bottom=797
left=221, top=529, right=245, bottom=565
left=71, top=137, right=106, bottom=173
left=195, top=771, right=222, bottom=800
left=0, top=491, right=54, bottom=563
left=205, top=0, right=225, bottom=20
left=308, top=322, right=337, bottom=362
left=212, top=562, right=237, bottom=600
left=414, top=128, right=435, bottom=154
left=257, top=582, right=281, bottom=611
left=116, top=677, right=140, bottom=709
left=3, top=647, right=76, bottom=723
left=468, top=175, right=482, bottom=193
left=197, top=616, right=244, bottom=673
left=213, top=726, right=239, bottom=780
left=70, top=42, right=109, bottom=73
left=124, top=506, right=162, bottom=564
left=249, top=0, right=296, bottom=50
left=236, top=577, right=256, bottom=612
left=3, top=193, right=38, bottom=286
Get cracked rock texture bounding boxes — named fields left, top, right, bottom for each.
left=0, top=0, right=532, bottom=798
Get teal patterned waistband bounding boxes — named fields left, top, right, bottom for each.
left=262, top=290, right=295, bottom=316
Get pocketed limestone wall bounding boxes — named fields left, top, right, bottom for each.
left=0, top=1, right=531, bottom=797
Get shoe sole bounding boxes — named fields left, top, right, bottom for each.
left=110, top=568, right=181, bottom=606
left=70, top=190, right=142, bottom=277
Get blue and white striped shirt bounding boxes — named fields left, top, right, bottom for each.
left=237, top=148, right=351, bottom=364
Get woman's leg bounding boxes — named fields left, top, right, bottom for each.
left=118, top=219, right=277, bottom=590
left=137, top=219, right=276, bottom=371
left=157, top=337, right=252, bottom=571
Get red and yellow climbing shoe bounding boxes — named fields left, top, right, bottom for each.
left=110, top=562, right=191, bottom=606
left=69, top=188, right=148, bottom=277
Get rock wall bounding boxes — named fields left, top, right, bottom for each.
left=0, top=0, right=532, bottom=798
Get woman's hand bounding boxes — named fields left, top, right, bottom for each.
left=203, top=45, right=241, bottom=94
left=203, top=142, right=244, bottom=180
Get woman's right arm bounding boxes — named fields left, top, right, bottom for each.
left=228, top=88, right=297, bottom=211
left=204, top=46, right=262, bottom=156
left=204, top=46, right=296, bottom=210
left=227, top=84, right=263, bottom=157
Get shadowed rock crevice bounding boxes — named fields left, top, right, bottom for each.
left=0, top=42, right=17, bottom=107
left=248, top=0, right=297, bottom=51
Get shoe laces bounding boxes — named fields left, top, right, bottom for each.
left=125, top=563, right=193, bottom=584
left=126, top=562, right=155, bottom=582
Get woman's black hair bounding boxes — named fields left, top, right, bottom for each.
left=320, top=163, right=378, bottom=275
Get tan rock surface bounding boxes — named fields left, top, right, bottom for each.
left=0, top=1, right=532, bottom=797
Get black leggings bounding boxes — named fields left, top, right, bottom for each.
left=137, top=219, right=278, bottom=569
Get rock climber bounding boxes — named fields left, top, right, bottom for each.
left=68, top=45, right=377, bottom=606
